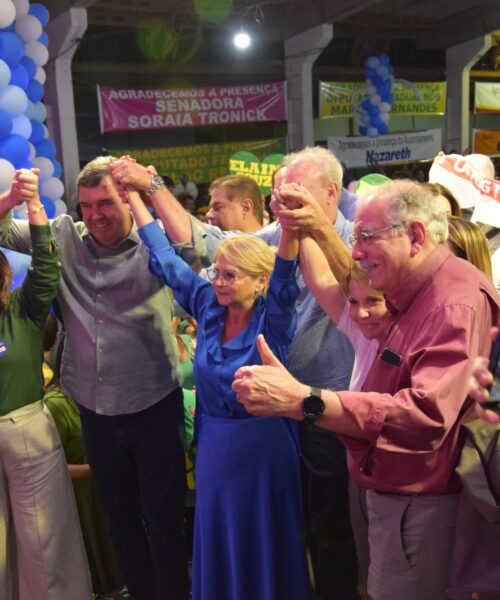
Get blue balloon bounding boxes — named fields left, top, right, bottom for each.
left=26, top=79, right=44, bottom=103
left=0, top=133, right=30, bottom=167
left=361, top=98, right=371, bottom=111
left=377, top=122, right=389, bottom=135
left=371, top=74, right=382, bottom=87
left=17, top=158, right=33, bottom=169
left=359, top=125, right=368, bottom=136
left=52, top=158, right=62, bottom=178
left=0, top=32, right=23, bottom=65
left=0, top=109, right=12, bottom=139
left=20, top=55, right=36, bottom=78
left=368, top=104, right=379, bottom=116
left=35, top=138, right=56, bottom=159
left=40, top=195, right=56, bottom=218
left=37, top=32, right=49, bottom=46
left=9, top=63, right=29, bottom=89
left=0, top=24, right=16, bottom=33
left=29, top=4, right=51, bottom=27
left=378, top=54, right=390, bottom=65
left=29, top=119, right=44, bottom=143
left=11, top=271, right=27, bottom=290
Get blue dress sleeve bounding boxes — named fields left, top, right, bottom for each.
left=263, top=256, right=300, bottom=362
left=139, top=220, right=213, bottom=320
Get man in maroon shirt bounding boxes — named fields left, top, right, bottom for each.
left=233, top=179, right=500, bottom=600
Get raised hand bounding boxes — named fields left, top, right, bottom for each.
left=10, top=168, right=40, bottom=206
left=271, top=182, right=331, bottom=232
left=109, top=157, right=153, bottom=193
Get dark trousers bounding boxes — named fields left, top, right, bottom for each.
left=300, top=423, right=360, bottom=600
left=79, top=389, right=189, bottom=600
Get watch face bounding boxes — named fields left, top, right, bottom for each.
left=303, top=394, right=324, bottom=418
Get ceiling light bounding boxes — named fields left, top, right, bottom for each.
left=233, top=28, right=251, bottom=50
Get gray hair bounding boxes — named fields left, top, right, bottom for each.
left=282, top=146, right=343, bottom=190
left=360, top=179, right=449, bottom=244
left=77, top=156, right=115, bottom=188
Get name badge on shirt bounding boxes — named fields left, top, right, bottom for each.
left=0, top=340, right=6, bottom=357
left=380, top=347, right=402, bottom=366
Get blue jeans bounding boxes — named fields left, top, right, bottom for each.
left=79, top=390, right=189, bottom=600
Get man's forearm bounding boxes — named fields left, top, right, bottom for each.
left=151, top=188, right=195, bottom=244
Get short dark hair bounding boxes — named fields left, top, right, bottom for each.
left=77, top=156, right=114, bottom=188
left=209, top=175, right=264, bottom=224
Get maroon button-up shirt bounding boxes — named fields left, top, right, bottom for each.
left=339, top=245, right=500, bottom=494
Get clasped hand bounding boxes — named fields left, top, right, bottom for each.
left=271, top=182, right=331, bottom=232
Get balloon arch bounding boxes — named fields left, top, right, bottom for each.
left=0, top=1, right=67, bottom=288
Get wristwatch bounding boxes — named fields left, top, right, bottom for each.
left=145, top=174, right=165, bottom=197
left=302, top=387, right=325, bottom=424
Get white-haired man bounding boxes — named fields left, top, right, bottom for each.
left=233, top=179, right=500, bottom=600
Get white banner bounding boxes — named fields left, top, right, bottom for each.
left=429, top=152, right=500, bottom=226
left=474, top=82, right=500, bottom=114
left=327, top=129, right=442, bottom=168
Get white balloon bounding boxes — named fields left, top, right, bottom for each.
left=25, top=100, right=35, bottom=119
left=42, top=124, right=48, bottom=137
left=185, top=181, right=198, bottom=199
left=0, top=0, right=16, bottom=29
left=380, top=113, right=390, bottom=124
left=41, top=176, right=64, bottom=200
left=34, top=66, right=46, bottom=85
left=54, top=199, right=67, bottom=216
left=28, top=141, right=35, bottom=160
left=12, top=0, right=29, bottom=17
left=24, top=41, right=49, bottom=67
left=15, top=14, right=42, bottom=43
left=11, top=114, right=32, bottom=138
left=0, top=157, right=15, bottom=193
left=33, top=156, right=54, bottom=180
left=379, top=102, right=392, bottom=114
left=365, top=85, right=377, bottom=97
left=33, top=101, right=47, bottom=122
left=0, top=85, right=28, bottom=116
left=0, top=60, right=11, bottom=90
left=14, top=204, right=27, bottom=219
left=369, top=94, right=382, bottom=106
left=172, top=183, right=185, bottom=197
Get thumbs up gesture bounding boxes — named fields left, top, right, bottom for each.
left=232, top=335, right=308, bottom=419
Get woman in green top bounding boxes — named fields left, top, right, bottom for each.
left=0, top=169, right=92, bottom=600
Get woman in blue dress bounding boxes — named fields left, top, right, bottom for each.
left=120, top=181, right=311, bottom=600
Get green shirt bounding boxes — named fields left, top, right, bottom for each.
left=0, top=225, right=59, bottom=415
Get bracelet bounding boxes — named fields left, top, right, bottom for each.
left=26, top=204, right=45, bottom=215
left=145, top=174, right=165, bottom=197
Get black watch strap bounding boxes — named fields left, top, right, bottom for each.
left=302, top=387, right=325, bottom=424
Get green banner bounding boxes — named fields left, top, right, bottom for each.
left=320, top=81, right=447, bottom=118
left=109, top=138, right=287, bottom=184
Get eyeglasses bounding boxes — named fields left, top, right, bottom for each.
left=206, top=266, right=247, bottom=285
left=349, top=223, right=406, bottom=246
